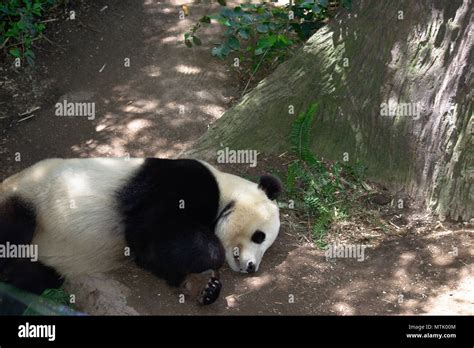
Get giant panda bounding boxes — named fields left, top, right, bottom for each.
left=0, top=157, right=281, bottom=306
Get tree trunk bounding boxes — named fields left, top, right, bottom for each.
left=186, top=0, right=473, bottom=221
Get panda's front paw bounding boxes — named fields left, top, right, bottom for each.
left=199, top=277, right=222, bottom=305
left=181, top=270, right=222, bottom=305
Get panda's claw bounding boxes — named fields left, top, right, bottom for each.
left=199, top=277, right=222, bottom=305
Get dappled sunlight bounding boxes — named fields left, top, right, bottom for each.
left=163, top=19, right=194, bottom=34
left=161, top=36, right=179, bottom=44
left=223, top=273, right=275, bottom=309
left=244, top=273, right=274, bottom=290
left=95, top=124, right=107, bottom=132
left=422, top=267, right=474, bottom=315
left=30, top=164, right=49, bottom=181
left=126, top=119, right=153, bottom=135
left=123, top=99, right=159, bottom=114
left=175, top=64, right=202, bottom=75
left=65, top=172, right=92, bottom=196
left=332, top=302, right=355, bottom=315
left=197, top=104, right=226, bottom=119
left=399, top=251, right=416, bottom=265
left=59, top=0, right=236, bottom=160
left=217, top=223, right=473, bottom=315
left=166, top=117, right=194, bottom=127
left=141, top=65, right=162, bottom=77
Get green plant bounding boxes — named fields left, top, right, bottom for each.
left=290, top=102, right=318, bottom=164
left=286, top=103, right=363, bottom=247
left=23, top=287, right=75, bottom=315
left=0, top=0, right=59, bottom=64
left=185, top=0, right=351, bottom=79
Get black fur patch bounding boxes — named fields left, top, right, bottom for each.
left=116, top=158, right=225, bottom=286
left=0, top=196, right=36, bottom=247
left=258, top=174, right=282, bottom=200
left=214, top=200, right=235, bottom=225
left=251, top=230, right=266, bottom=244
left=0, top=196, right=64, bottom=298
left=0, top=196, right=37, bottom=272
left=1, top=259, right=64, bottom=295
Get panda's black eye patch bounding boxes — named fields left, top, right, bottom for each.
left=251, top=230, right=266, bottom=244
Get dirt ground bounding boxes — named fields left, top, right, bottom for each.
left=0, top=0, right=472, bottom=315
left=0, top=0, right=237, bottom=176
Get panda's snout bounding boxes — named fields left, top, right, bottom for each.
left=246, top=261, right=256, bottom=273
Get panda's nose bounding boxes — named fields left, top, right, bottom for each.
left=246, top=261, right=256, bottom=273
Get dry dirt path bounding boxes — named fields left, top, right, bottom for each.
left=0, top=0, right=236, bottom=177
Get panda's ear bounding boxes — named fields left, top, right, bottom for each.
left=258, top=174, right=282, bottom=200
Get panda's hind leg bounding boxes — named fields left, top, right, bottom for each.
left=1, top=258, right=64, bottom=294
left=0, top=196, right=64, bottom=314
left=0, top=196, right=64, bottom=294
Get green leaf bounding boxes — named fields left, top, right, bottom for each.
left=254, top=47, right=265, bottom=55
left=25, top=49, right=35, bottom=58
left=341, top=0, right=352, bottom=9
left=220, top=8, right=236, bottom=18
left=184, top=39, right=193, bottom=48
left=277, top=34, right=291, bottom=45
left=192, top=36, right=202, bottom=45
left=211, top=46, right=221, bottom=57
left=199, top=15, right=211, bottom=23
left=9, top=47, right=20, bottom=58
left=290, top=103, right=318, bottom=163
left=227, top=35, right=240, bottom=50
left=35, top=23, right=46, bottom=32
left=6, top=24, right=19, bottom=38
left=256, top=23, right=268, bottom=33
left=238, top=28, right=250, bottom=40
left=268, top=22, right=277, bottom=31
left=17, top=20, right=26, bottom=30
left=212, top=43, right=230, bottom=58
left=241, top=14, right=254, bottom=24
left=217, top=0, right=226, bottom=5
left=299, top=1, right=314, bottom=10
left=32, top=2, right=42, bottom=15
left=221, top=43, right=230, bottom=56
left=217, top=18, right=231, bottom=27
left=256, top=35, right=276, bottom=50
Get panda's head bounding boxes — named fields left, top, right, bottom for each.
left=215, top=174, right=282, bottom=274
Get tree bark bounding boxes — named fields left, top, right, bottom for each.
left=186, top=0, right=473, bottom=221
